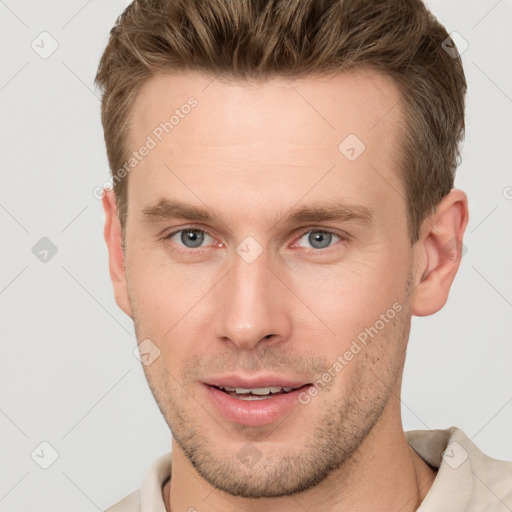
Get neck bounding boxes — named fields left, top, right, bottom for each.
left=165, top=398, right=436, bottom=512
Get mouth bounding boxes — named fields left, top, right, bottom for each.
left=212, top=384, right=305, bottom=400
left=203, top=378, right=313, bottom=426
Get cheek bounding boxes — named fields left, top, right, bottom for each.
left=126, top=254, right=221, bottom=358
left=284, top=246, right=409, bottom=344
left=128, top=247, right=203, bottom=316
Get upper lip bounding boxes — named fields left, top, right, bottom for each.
left=204, top=374, right=311, bottom=389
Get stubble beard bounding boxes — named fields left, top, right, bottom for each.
left=129, top=274, right=413, bottom=498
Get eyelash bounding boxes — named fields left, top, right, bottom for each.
left=161, top=226, right=349, bottom=254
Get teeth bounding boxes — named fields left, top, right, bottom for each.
left=250, top=387, right=283, bottom=395
left=218, top=386, right=294, bottom=395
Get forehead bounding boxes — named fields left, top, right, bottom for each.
left=129, top=68, right=402, bottom=153
left=126, top=69, right=406, bottom=229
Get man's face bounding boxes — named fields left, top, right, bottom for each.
left=121, top=70, right=416, bottom=497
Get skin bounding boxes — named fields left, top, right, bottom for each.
left=103, top=69, right=468, bottom=512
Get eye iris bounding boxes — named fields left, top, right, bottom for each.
left=181, top=230, right=204, bottom=248
left=309, top=231, right=331, bottom=249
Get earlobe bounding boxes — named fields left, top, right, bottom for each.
left=102, top=189, right=133, bottom=318
left=411, top=189, right=469, bottom=317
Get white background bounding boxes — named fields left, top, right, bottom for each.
left=1, top=1, right=511, bottom=510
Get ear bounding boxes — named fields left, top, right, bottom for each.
left=102, top=189, right=133, bottom=318
left=411, top=188, right=469, bottom=316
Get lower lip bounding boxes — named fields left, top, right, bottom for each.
left=204, top=384, right=311, bottom=427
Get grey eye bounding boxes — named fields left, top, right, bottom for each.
left=169, top=229, right=212, bottom=248
left=297, top=230, right=339, bottom=250
left=181, top=229, right=204, bottom=248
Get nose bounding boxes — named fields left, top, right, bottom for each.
left=212, top=248, right=293, bottom=351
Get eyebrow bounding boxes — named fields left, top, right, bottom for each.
left=284, top=203, right=373, bottom=225
left=142, top=199, right=213, bottom=223
left=141, top=198, right=373, bottom=227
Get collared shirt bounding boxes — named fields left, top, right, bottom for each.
left=104, top=427, right=512, bottom=511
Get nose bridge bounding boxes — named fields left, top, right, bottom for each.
left=213, top=249, right=291, bottom=349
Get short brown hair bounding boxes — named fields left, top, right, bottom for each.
left=95, top=0, right=466, bottom=243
